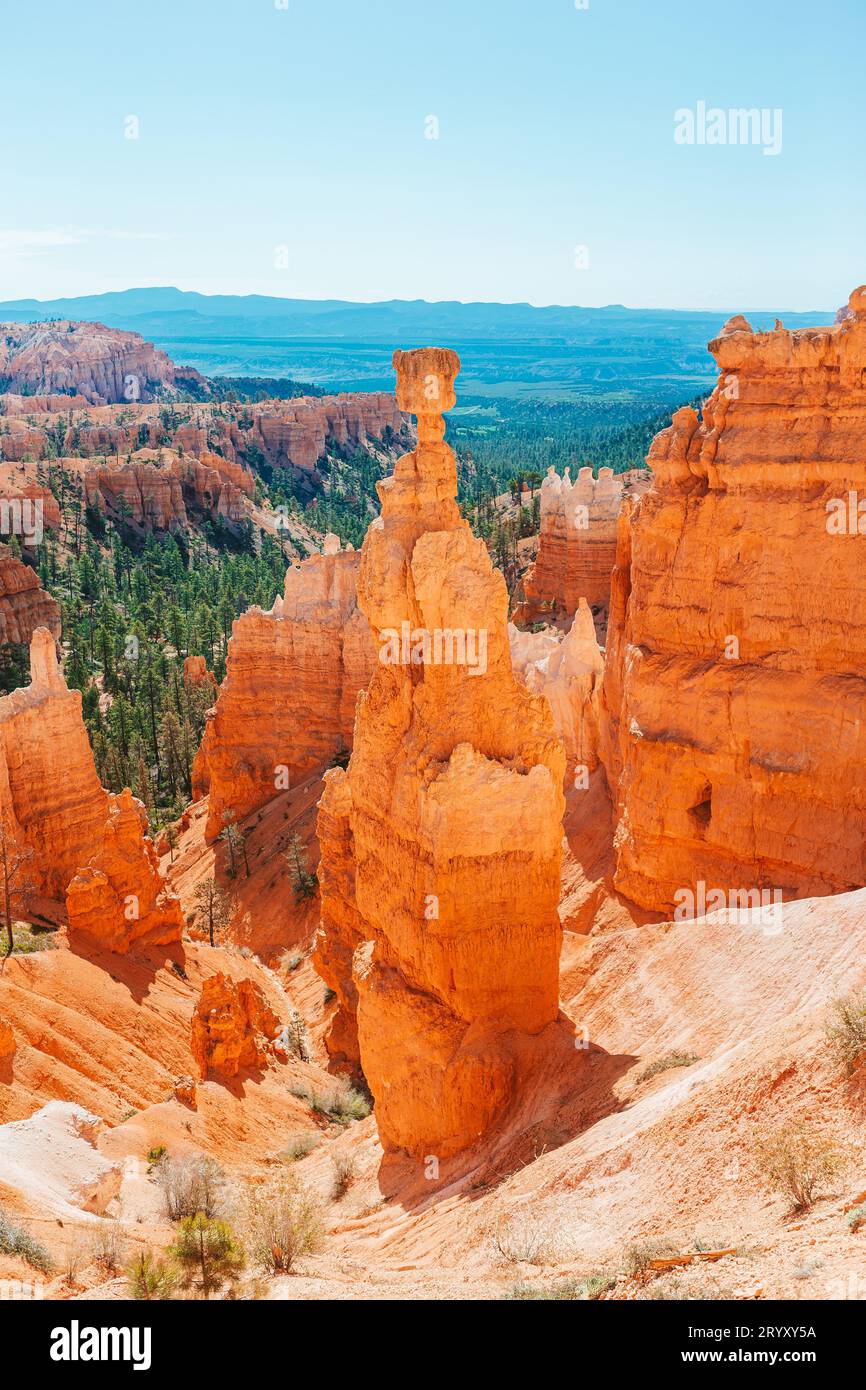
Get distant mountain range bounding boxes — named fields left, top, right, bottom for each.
left=0, top=287, right=835, bottom=401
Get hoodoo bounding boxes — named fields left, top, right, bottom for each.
left=193, top=538, right=376, bottom=840
left=520, top=465, right=650, bottom=620
left=0, top=628, right=109, bottom=899
left=601, top=287, right=866, bottom=913
left=315, top=348, right=566, bottom=1159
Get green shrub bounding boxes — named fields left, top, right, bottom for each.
left=0, top=1207, right=52, bottom=1272
left=635, top=1053, right=700, bottom=1084
left=127, top=1250, right=178, bottom=1300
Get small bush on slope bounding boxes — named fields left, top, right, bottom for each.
left=0, top=1207, right=52, bottom=1272
left=752, top=1124, right=848, bottom=1212
left=241, top=1173, right=324, bottom=1274
left=634, top=1052, right=700, bottom=1084
left=826, top=989, right=866, bottom=1075
left=156, top=1154, right=226, bottom=1221
left=127, top=1251, right=179, bottom=1300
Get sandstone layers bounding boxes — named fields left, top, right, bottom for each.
left=0, top=629, right=180, bottom=950
left=0, top=545, right=61, bottom=645
left=193, top=537, right=376, bottom=840
left=510, top=598, right=604, bottom=782
left=315, top=348, right=566, bottom=1158
left=0, top=628, right=109, bottom=899
left=65, top=788, right=183, bottom=953
left=0, top=320, right=205, bottom=404
left=601, top=286, right=866, bottom=913
left=79, top=448, right=253, bottom=532
left=191, top=973, right=280, bottom=1079
left=0, top=391, right=405, bottom=484
left=520, top=465, right=650, bottom=618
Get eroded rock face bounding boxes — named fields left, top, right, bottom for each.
left=65, top=788, right=183, bottom=953
left=601, top=287, right=866, bottom=913
left=314, top=348, right=565, bottom=1159
left=79, top=448, right=254, bottom=533
left=510, top=599, right=604, bottom=782
left=0, top=320, right=199, bottom=404
left=0, top=392, right=407, bottom=486
left=0, top=1018, right=15, bottom=1061
left=520, top=466, right=650, bottom=619
left=0, top=628, right=109, bottom=899
left=0, top=545, right=61, bottom=646
left=193, top=538, right=375, bottom=840
left=191, top=973, right=280, bottom=1079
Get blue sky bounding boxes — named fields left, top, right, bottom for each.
left=2, top=0, right=863, bottom=310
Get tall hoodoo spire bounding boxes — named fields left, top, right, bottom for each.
left=314, top=347, right=566, bottom=1159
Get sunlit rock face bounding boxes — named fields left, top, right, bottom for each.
left=192, top=539, right=376, bottom=841
left=601, top=287, right=866, bottom=914
left=315, top=347, right=565, bottom=1159
left=519, top=466, right=651, bottom=620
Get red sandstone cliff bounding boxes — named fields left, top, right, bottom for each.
left=600, top=285, right=866, bottom=914
left=520, top=465, right=650, bottom=620
left=0, top=546, right=61, bottom=646
left=0, top=630, right=179, bottom=950
left=66, top=789, right=183, bottom=953
left=0, top=629, right=109, bottom=900
left=314, top=348, right=566, bottom=1159
left=0, top=394, right=406, bottom=482
left=193, top=536, right=375, bottom=841
left=0, top=320, right=205, bottom=405
left=79, top=448, right=253, bottom=532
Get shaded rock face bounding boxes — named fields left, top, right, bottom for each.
left=314, top=348, right=566, bottom=1159
left=0, top=631, right=179, bottom=949
left=79, top=448, right=254, bottom=533
left=193, top=538, right=376, bottom=841
left=191, top=973, right=280, bottom=1079
left=65, top=788, right=183, bottom=954
left=0, top=629, right=109, bottom=899
left=520, top=466, right=650, bottom=619
left=0, top=320, right=197, bottom=405
left=509, top=599, right=604, bottom=783
left=601, top=287, right=866, bottom=914
left=0, top=545, right=61, bottom=646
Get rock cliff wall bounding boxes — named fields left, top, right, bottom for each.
left=601, top=286, right=866, bottom=914
left=193, top=536, right=376, bottom=841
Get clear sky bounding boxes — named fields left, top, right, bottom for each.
left=2, top=0, right=863, bottom=310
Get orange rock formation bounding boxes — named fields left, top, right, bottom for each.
left=315, top=347, right=566, bottom=1159
left=0, top=545, right=61, bottom=646
left=0, top=630, right=180, bottom=947
left=0, top=628, right=109, bottom=899
left=191, top=972, right=280, bottom=1079
left=193, top=537, right=375, bottom=841
left=601, top=286, right=866, bottom=913
left=80, top=448, right=253, bottom=532
left=0, top=391, right=406, bottom=486
left=66, top=789, right=183, bottom=953
left=520, top=465, right=650, bottom=619
left=510, top=598, right=604, bottom=783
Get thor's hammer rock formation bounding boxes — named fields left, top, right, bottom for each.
left=314, top=348, right=566, bottom=1159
